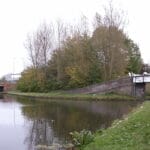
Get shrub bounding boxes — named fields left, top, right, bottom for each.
left=70, top=129, right=94, bottom=148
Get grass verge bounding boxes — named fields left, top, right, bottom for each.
left=7, top=91, right=136, bottom=101
left=83, top=101, right=150, bottom=150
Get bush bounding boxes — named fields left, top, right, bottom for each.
left=70, top=129, right=94, bottom=148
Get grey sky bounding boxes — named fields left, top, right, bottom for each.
left=0, top=0, right=149, bottom=77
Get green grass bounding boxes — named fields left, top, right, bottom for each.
left=7, top=91, right=136, bottom=101
left=83, top=101, right=150, bottom=150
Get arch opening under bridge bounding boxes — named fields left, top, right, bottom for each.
left=0, top=85, right=4, bottom=92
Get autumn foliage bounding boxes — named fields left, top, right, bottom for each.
left=17, top=5, right=142, bottom=92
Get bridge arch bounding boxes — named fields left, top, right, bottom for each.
left=0, top=85, right=4, bottom=92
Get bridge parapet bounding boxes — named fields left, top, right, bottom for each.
left=132, top=75, right=150, bottom=83
left=130, top=73, right=150, bottom=98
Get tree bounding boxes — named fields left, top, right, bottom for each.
left=92, top=2, right=128, bottom=81
left=56, top=20, right=68, bottom=81
left=24, top=23, right=54, bottom=91
left=25, top=23, right=54, bottom=69
left=18, top=3, right=142, bottom=92
left=17, top=67, right=47, bottom=92
left=125, top=38, right=143, bottom=73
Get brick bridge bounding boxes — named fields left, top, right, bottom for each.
left=0, top=82, right=16, bottom=92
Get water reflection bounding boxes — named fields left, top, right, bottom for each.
left=0, top=96, right=141, bottom=150
left=0, top=94, right=4, bottom=99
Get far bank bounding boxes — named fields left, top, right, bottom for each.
left=7, top=91, right=138, bottom=101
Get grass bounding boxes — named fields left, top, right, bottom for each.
left=82, top=101, right=150, bottom=150
left=7, top=91, right=136, bottom=101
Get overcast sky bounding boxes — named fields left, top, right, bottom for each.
left=0, top=0, right=149, bottom=77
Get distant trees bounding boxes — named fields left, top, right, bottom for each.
left=17, top=4, right=143, bottom=92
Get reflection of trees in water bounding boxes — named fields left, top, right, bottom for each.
left=25, top=119, right=54, bottom=150
left=0, top=94, right=4, bottom=99
left=0, top=94, right=16, bottom=102
left=17, top=98, right=141, bottom=149
left=22, top=102, right=113, bottom=143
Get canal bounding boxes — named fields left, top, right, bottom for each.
left=0, top=95, right=141, bottom=150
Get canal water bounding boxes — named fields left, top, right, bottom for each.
left=0, top=95, right=141, bottom=150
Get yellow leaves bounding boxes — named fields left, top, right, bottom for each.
left=65, top=66, right=87, bottom=86
left=65, top=66, right=81, bottom=83
left=17, top=67, right=47, bottom=92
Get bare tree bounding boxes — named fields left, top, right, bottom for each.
left=25, top=33, right=40, bottom=68
left=104, top=1, right=128, bottom=79
left=56, top=20, right=68, bottom=81
left=38, top=23, right=54, bottom=67
left=103, top=0, right=127, bottom=29
left=25, top=22, right=54, bottom=69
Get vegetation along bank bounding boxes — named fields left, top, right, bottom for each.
left=7, top=91, right=136, bottom=101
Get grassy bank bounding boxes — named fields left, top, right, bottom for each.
left=83, top=101, right=150, bottom=150
left=7, top=91, right=136, bottom=101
